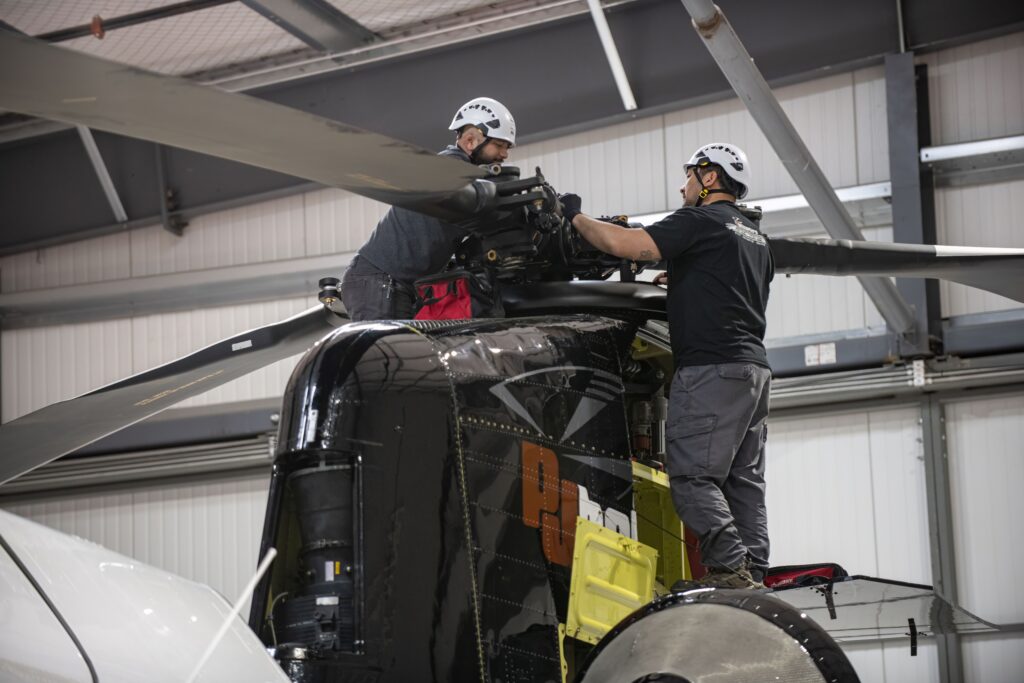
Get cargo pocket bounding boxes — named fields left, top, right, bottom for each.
left=666, top=414, right=717, bottom=475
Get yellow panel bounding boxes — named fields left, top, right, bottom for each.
left=558, top=623, right=567, bottom=683
left=631, top=459, right=670, bottom=486
left=566, top=517, right=658, bottom=645
left=632, top=461, right=690, bottom=585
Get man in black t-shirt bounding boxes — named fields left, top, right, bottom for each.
left=340, top=97, right=516, bottom=321
left=562, top=143, right=773, bottom=589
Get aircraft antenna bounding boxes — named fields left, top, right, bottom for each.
left=185, top=547, right=278, bottom=683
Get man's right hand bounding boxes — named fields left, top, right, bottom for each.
left=653, top=271, right=668, bottom=286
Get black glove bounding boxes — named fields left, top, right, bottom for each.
left=559, top=193, right=582, bottom=224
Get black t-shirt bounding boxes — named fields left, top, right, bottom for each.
left=645, top=202, right=774, bottom=369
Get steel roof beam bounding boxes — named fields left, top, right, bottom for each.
left=241, top=0, right=377, bottom=53
left=679, top=0, right=917, bottom=338
left=585, top=0, right=637, bottom=111
left=921, top=134, right=1024, bottom=187
left=76, top=126, right=128, bottom=224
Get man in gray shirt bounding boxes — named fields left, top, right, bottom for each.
left=341, top=97, right=517, bottom=321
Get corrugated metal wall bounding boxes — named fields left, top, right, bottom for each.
left=768, top=406, right=931, bottom=583
left=0, top=193, right=389, bottom=293
left=922, top=32, right=1024, bottom=146
left=935, top=177, right=1024, bottom=316
left=945, top=392, right=1024, bottom=682
left=2, top=296, right=315, bottom=421
left=925, top=31, right=1024, bottom=317
left=1, top=29, right=1022, bottom=682
left=766, top=405, right=939, bottom=682
left=1, top=471, right=271, bottom=615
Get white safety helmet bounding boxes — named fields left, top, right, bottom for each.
left=685, top=142, right=750, bottom=199
left=449, top=97, right=516, bottom=146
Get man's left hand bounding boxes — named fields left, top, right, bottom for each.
left=559, top=193, right=582, bottom=224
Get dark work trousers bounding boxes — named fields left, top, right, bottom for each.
left=340, top=255, right=416, bottom=321
left=666, top=362, right=771, bottom=578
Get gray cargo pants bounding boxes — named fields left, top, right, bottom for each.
left=666, top=362, right=771, bottom=577
left=339, top=255, right=416, bottom=321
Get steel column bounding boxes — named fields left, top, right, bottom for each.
left=885, top=53, right=940, bottom=356
left=921, top=396, right=965, bottom=683
left=679, top=0, right=917, bottom=338
left=154, top=144, right=187, bottom=236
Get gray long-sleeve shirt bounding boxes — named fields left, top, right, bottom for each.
left=356, top=145, right=472, bottom=285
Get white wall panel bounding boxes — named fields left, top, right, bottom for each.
left=664, top=69, right=879, bottom=203
left=1, top=318, right=134, bottom=422
left=765, top=226, right=890, bottom=340
left=1, top=471, right=271, bottom=616
left=767, top=405, right=935, bottom=682
left=513, top=116, right=667, bottom=217
left=866, top=409, right=932, bottom=584
left=129, top=193, right=307, bottom=277
left=945, top=393, right=1024, bottom=625
left=130, top=296, right=315, bottom=407
left=1, top=296, right=315, bottom=423
left=766, top=273, right=873, bottom=340
left=962, top=632, right=1024, bottom=683
left=853, top=66, right=891, bottom=185
left=842, top=640, right=938, bottom=683
left=2, top=490, right=136, bottom=552
left=767, top=405, right=938, bottom=681
left=924, top=32, right=1024, bottom=146
left=935, top=178, right=1024, bottom=316
left=766, top=406, right=927, bottom=580
left=304, top=188, right=389, bottom=255
left=0, top=233, right=130, bottom=293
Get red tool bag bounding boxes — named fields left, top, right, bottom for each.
left=413, top=269, right=504, bottom=320
left=764, top=562, right=848, bottom=589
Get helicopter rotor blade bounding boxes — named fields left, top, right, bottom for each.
left=0, top=305, right=346, bottom=486
left=770, top=237, right=1024, bottom=304
left=0, top=31, right=489, bottom=218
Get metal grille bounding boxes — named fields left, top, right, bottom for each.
left=2, top=1, right=308, bottom=75
left=0, top=0, right=599, bottom=83
left=1, top=0, right=169, bottom=36
left=326, top=0, right=501, bottom=34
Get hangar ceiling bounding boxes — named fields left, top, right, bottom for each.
left=0, top=0, right=599, bottom=94
left=1, top=0, right=1022, bottom=252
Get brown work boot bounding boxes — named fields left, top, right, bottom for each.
left=673, top=559, right=765, bottom=591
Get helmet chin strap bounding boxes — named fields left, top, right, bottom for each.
left=694, top=166, right=733, bottom=206
left=469, top=139, right=491, bottom=163
left=466, top=124, right=492, bottom=164
left=696, top=187, right=734, bottom=206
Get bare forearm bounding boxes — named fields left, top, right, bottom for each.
left=571, top=214, right=661, bottom=261
left=572, top=215, right=621, bottom=255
